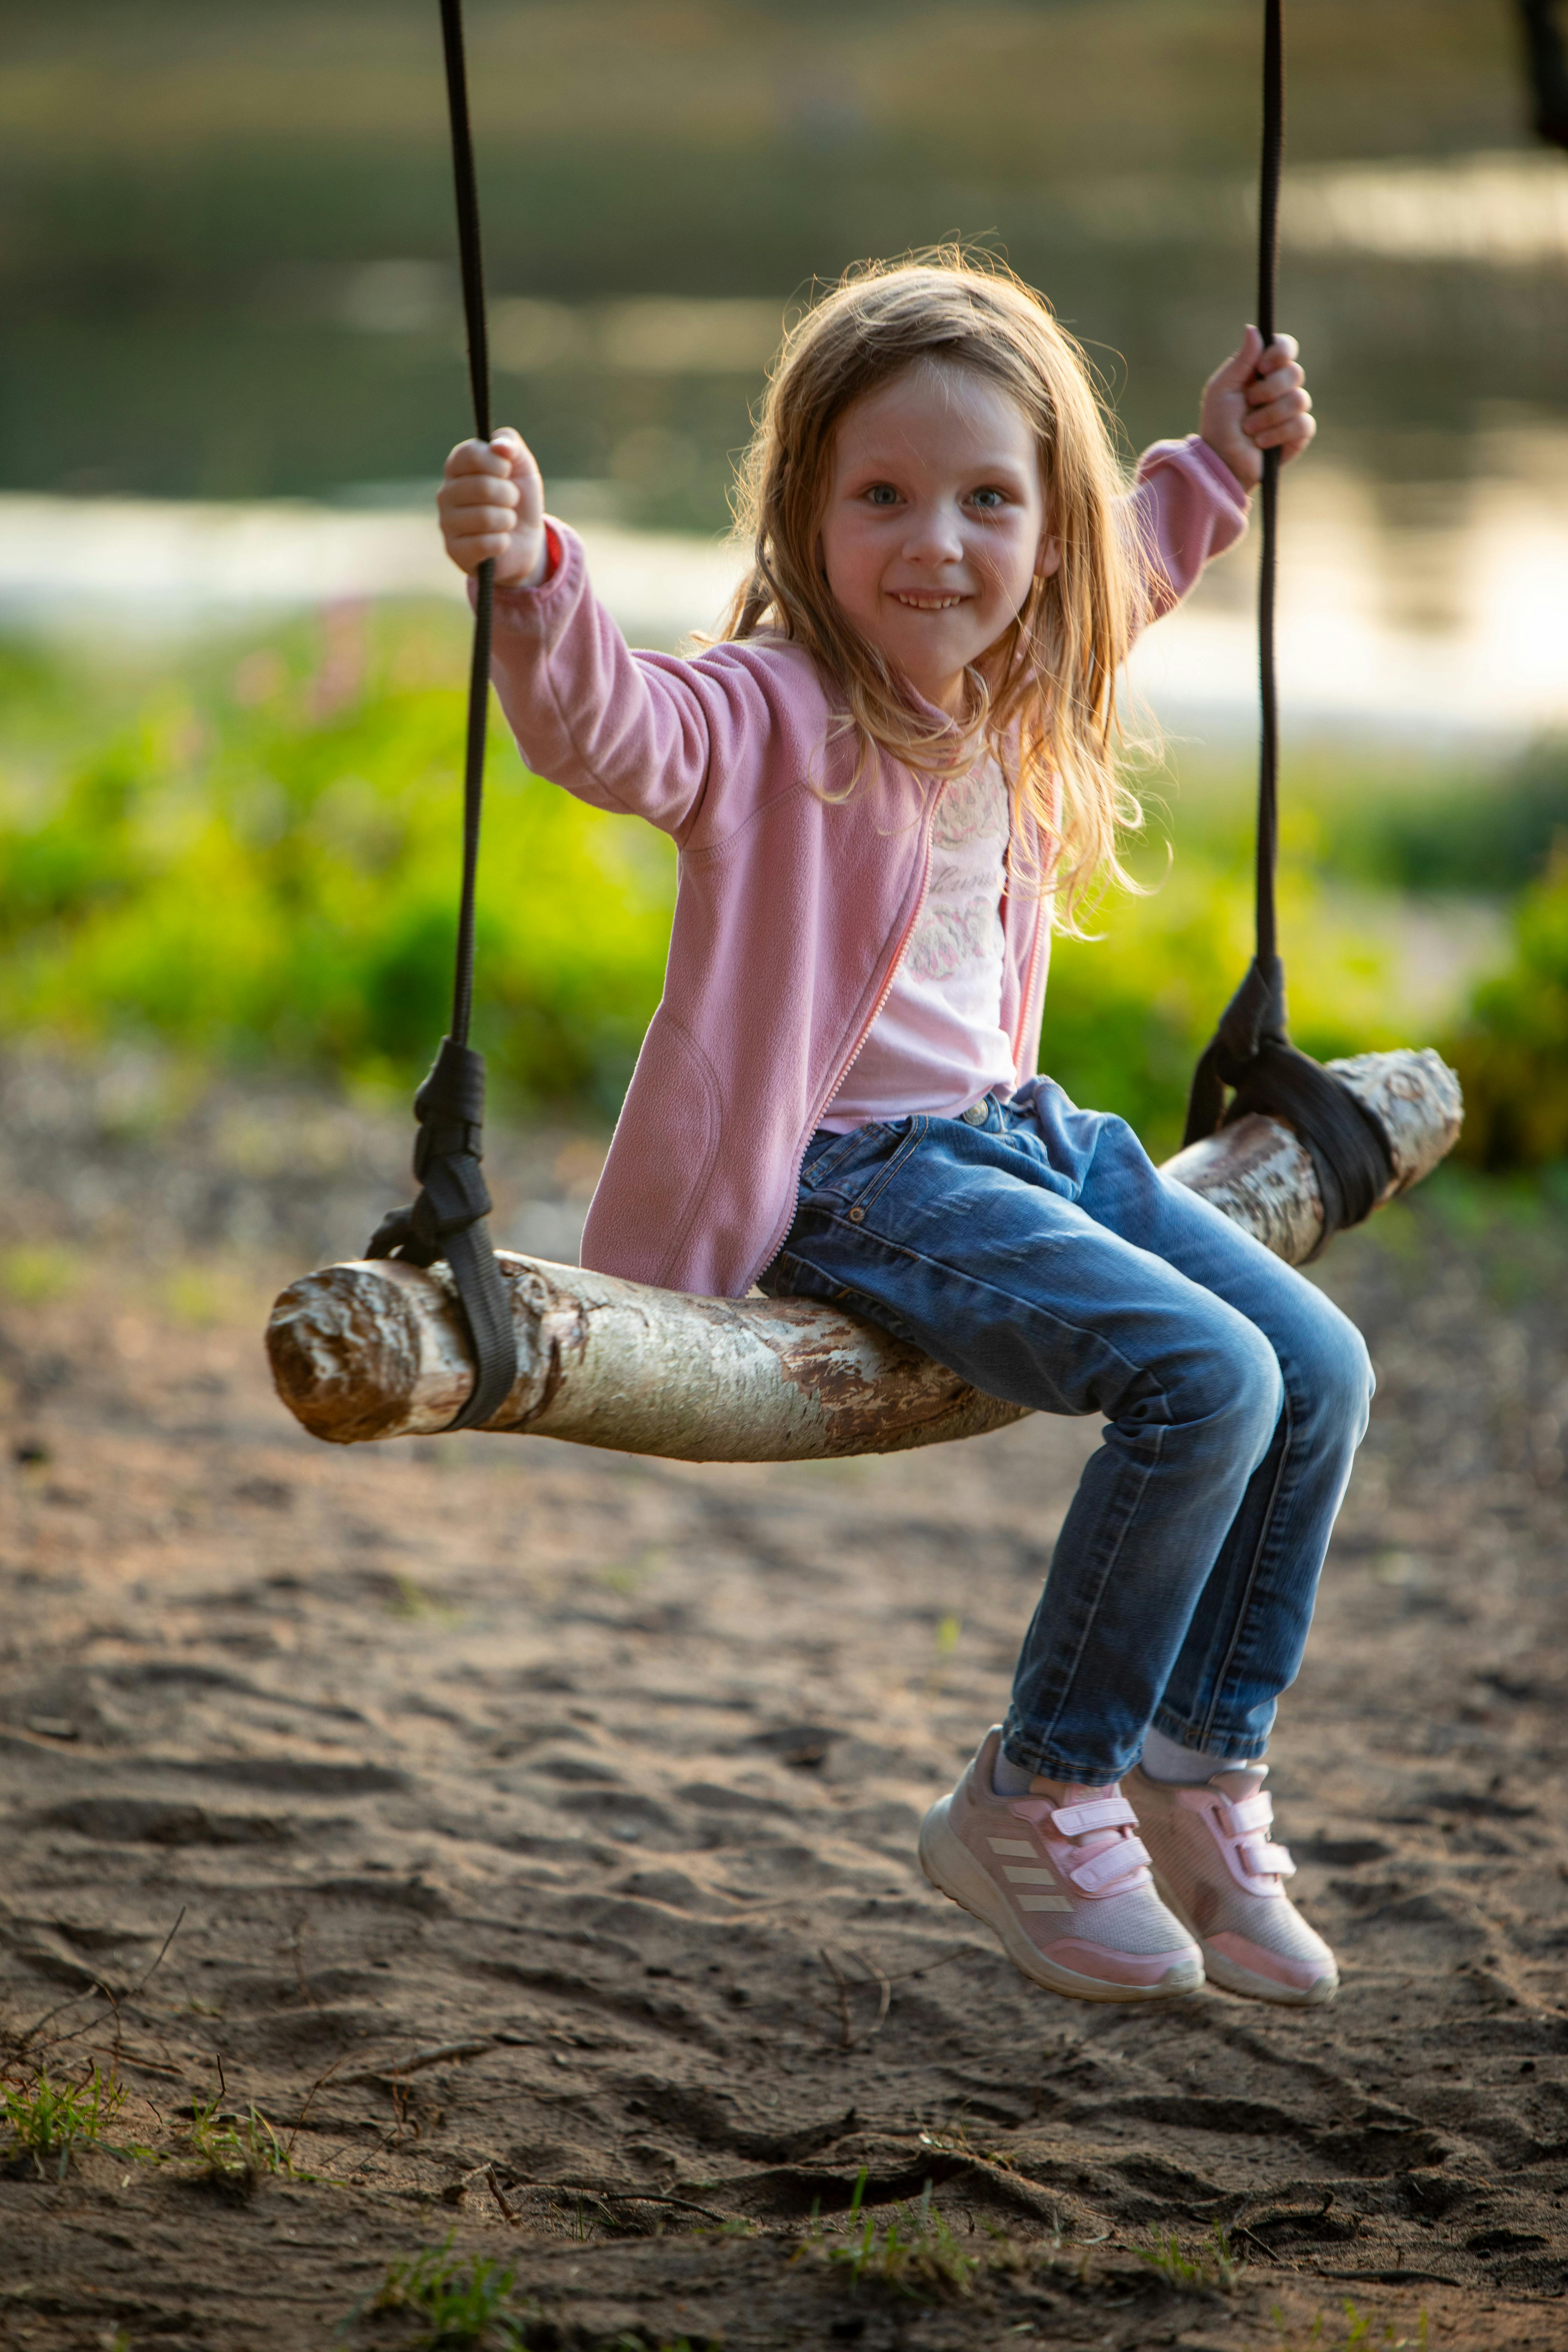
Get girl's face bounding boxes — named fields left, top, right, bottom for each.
left=817, top=358, right=1059, bottom=718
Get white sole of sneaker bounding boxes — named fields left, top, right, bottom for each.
left=1197, top=1945, right=1339, bottom=2006
left=917, top=1797, right=1205, bottom=2005
left=1149, top=1872, right=1339, bottom=2007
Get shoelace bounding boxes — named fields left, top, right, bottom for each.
left=1010, top=1792, right=1154, bottom=1897
left=1216, top=1787, right=1296, bottom=1882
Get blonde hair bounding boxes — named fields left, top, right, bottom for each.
left=719, top=251, right=1148, bottom=925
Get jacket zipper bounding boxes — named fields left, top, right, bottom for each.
left=824, top=830, right=934, bottom=1116
left=1010, top=880, right=1047, bottom=1079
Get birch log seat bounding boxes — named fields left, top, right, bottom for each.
left=265, top=1048, right=1461, bottom=1464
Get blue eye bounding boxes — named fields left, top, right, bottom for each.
left=971, top=488, right=1007, bottom=511
left=865, top=484, right=900, bottom=506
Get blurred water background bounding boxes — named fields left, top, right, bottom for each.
left=4, top=0, right=1568, bottom=1189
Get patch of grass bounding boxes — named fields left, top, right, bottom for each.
left=160, top=1265, right=230, bottom=1326
left=1138, top=2221, right=1243, bottom=2293
left=798, top=2166, right=981, bottom=2300
left=182, top=2098, right=313, bottom=2197
left=0, top=1244, right=81, bottom=1304
left=924, top=1610, right=964, bottom=1698
left=598, top=1545, right=665, bottom=1597
left=1264, top=2302, right=1429, bottom=2352
left=1, top=2063, right=128, bottom=2179
left=368, top=2234, right=530, bottom=2348
left=384, top=1573, right=461, bottom=1625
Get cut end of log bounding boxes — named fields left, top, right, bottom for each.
left=1329, top=1047, right=1464, bottom=1193
left=266, top=1258, right=481, bottom=1444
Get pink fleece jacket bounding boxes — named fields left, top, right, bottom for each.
left=484, top=434, right=1248, bottom=1298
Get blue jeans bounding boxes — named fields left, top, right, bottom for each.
left=760, top=1080, right=1373, bottom=1782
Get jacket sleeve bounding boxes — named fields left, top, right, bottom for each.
left=1126, top=435, right=1252, bottom=628
left=479, top=522, right=782, bottom=844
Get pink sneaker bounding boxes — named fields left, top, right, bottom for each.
left=1128, top=1764, right=1339, bottom=2007
left=918, top=1729, right=1204, bottom=2004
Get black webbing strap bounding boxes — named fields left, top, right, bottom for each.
left=1181, top=0, right=1393, bottom=1243
left=364, top=0, right=517, bottom=1430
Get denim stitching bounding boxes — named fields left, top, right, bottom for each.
left=799, top=1126, right=878, bottom=1190
left=1021, top=1416, right=1167, bottom=1760
left=839, top=1115, right=930, bottom=1218
left=1194, top=1381, right=1294, bottom=1751
left=781, top=1225, right=1162, bottom=1401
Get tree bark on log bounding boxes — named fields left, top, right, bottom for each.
left=266, top=1048, right=1461, bottom=1463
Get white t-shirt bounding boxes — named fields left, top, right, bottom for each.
left=820, top=760, right=1016, bottom=1132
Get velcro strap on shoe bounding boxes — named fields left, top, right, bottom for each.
left=1240, top=1836, right=1296, bottom=1878
left=1051, top=1797, right=1137, bottom=1838
left=1223, top=1791, right=1274, bottom=1835
left=1069, top=1835, right=1152, bottom=1893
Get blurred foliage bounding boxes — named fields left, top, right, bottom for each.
left=0, top=610, right=673, bottom=1121
left=1319, top=736, right=1568, bottom=896
left=1444, top=852, right=1568, bottom=1170
left=1153, top=729, right=1568, bottom=1176
left=0, top=608, right=1510, bottom=1166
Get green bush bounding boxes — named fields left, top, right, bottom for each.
left=1153, top=735, right=1568, bottom=901
left=1332, top=735, right=1568, bottom=896
left=0, top=614, right=1478, bottom=1160
left=1443, top=852, right=1568, bottom=1168
left=0, top=613, right=674, bottom=1118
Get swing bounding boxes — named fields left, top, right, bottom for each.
left=265, top=0, right=1462, bottom=1462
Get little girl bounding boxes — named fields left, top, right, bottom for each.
left=438, top=257, right=1367, bottom=2011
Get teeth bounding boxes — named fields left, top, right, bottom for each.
left=893, top=594, right=964, bottom=610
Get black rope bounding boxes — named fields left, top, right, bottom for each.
left=1519, top=0, right=1568, bottom=148
left=1181, top=0, right=1393, bottom=1247
left=441, top=0, right=491, bottom=1051
left=1254, top=0, right=1282, bottom=980
left=364, top=0, right=518, bottom=1431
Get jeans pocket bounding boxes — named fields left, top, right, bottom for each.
left=799, top=1125, right=877, bottom=1190
left=836, top=1114, right=930, bottom=1223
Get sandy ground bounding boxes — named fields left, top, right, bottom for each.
left=0, top=1052, right=1565, bottom=2351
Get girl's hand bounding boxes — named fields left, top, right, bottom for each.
left=1198, top=328, right=1315, bottom=491
left=438, top=427, right=548, bottom=586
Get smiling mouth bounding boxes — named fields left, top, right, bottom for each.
left=890, top=591, right=968, bottom=611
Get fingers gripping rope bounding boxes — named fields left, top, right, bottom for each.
left=364, top=0, right=517, bottom=1432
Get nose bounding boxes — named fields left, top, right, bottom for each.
left=901, top=502, right=965, bottom=567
